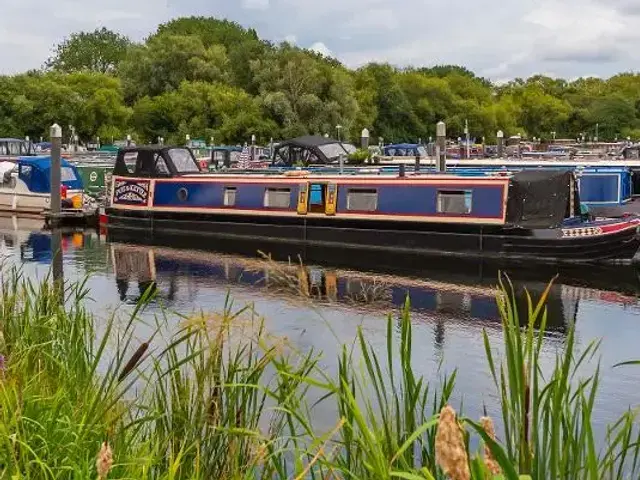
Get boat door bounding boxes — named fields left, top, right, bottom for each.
left=296, top=182, right=337, bottom=215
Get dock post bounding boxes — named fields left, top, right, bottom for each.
left=50, top=124, right=62, bottom=222
left=50, top=123, right=64, bottom=304
left=436, top=121, right=446, bottom=172
left=361, top=128, right=369, bottom=150
left=251, top=134, right=256, bottom=162
left=497, top=130, right=504, bottom=157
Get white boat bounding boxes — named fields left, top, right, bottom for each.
left=0, top=156, right=91, bottom=216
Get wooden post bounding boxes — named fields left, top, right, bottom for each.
left=50, top=123, right=63, bottom=304
left=497, top=130, right=504, bottom=158
left=50, top=124, right=62, bottom=218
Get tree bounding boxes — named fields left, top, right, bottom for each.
left=131, top=81, right=275, bottom=144
left=45, top=27, right=131, bottom=74
left=152, top=16, right=268, bottom=92
left=119, top=34, right=230, bottom=101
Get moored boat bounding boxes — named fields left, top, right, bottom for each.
left=0, top=138, right=36, bottom=160
left=0, top=156, right=97, bottom=223
left=103, top=146, right=640, bottom=267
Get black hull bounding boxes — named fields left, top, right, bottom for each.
left=105, top=209, right=640, bottom=267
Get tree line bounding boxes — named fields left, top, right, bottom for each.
left=1, top=17, right=640, bottom=146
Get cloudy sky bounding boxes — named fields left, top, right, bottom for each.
left=2, top=0, right=639, bottom=81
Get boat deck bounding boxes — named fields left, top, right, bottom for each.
left=590, top=198, right=640, bottom=218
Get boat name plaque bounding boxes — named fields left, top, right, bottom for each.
left=113, top=179, right=150, bottom=205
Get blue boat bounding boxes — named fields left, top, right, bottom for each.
left=103, top=146, right=640, bottom=267
left=0, top=156, right=91, bottom=217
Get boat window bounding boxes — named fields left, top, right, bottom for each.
left=7, top=142, right=20, bottom=156
left=61, top=167, right=77, bottom=182
left=436, top=190, right=473, bottom=215
left=223, top=187, right=236, bottom=206
left=309, top=184, right=324, bottom=205
left=264, top=188, right=291, bottom=208
left=0, top=144, right=6, bottom=155
left=168, top=148, right=199, bottom=173
left=123, top=152, right=137, bottom=174
left=347, top=189, right=378, bottom=211
left=154, top=155, right=169, bottom=175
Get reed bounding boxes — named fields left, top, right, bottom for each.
left=0, top=267, right=638, bottom=479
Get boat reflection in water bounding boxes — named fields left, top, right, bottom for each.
left=107, top=243, right=621, bottom=335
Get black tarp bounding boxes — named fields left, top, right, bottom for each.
left=272, top=135, right=351, bottom=166
left=506, top=170, right=579, bottom=229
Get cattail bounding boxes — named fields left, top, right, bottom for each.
left=435, top=405, right=470, bottom=480
left=117, top=341, right=149, bottom=382
left=208, top=385, right=221, bottom=425
left=480, top=416, right=501, bottom=476
left=96, top=442, right=113, bottom=479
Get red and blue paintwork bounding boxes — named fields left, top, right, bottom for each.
left=112, top=174, right=510, bottom=225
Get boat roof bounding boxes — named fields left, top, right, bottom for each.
left=17, top=155, right=75, bottom=169
left=0, top=138, right=27, bottom=142
left=182, top=171, right=512, bottom=182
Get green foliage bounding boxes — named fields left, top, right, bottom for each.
left=5, top=16, right=640, bottom=144
left=45, top=27, right=131, bottom=74
left=348, top=148, right=371, bottom=164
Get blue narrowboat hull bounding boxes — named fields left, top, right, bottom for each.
left=106, top=207, right=640, bottom=267
left=105, top=147, right=640, bottom=267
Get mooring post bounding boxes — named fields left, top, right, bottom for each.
left=251, top=134, right=256, bottom=162
left=50, top=124, right=62, bottom=219
left=361, top=128, right=370, bottom=150
left=50, top=123, right=63, bottom=304
left=497, top=130, right=504, bottom=158
left=126, top=134, right=132, bottom=147
left=436, top=121, right=446, bottom=172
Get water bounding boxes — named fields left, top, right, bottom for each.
left=4, top=221, right=640, bottom=437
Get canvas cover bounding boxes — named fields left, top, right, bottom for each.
left=272, top=136, right=354, bottom=166
left=506, top=169, right=578, bottom=229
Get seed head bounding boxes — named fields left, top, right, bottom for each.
left=480, top=416, right=502, bottom=476
left=435, top=405, right=470, bottom=480
left=96, top=442, right=113, bottom=479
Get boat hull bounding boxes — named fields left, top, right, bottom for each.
left=105, top=208, right=640, bottom=267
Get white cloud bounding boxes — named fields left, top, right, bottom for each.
left=1, top=0, right=640, bottom=79
left=309, top=41, right=332, bottom=58
left=241, top=0, right=270, bottom=11
left=284, top=34, right=297, bottom=45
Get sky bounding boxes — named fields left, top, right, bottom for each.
left=2, top=0, right=640, bottom=81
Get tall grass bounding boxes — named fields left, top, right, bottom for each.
left=0, top=268, right=638, bottom=479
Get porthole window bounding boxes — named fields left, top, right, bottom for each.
left=177, top=187, right=189, bottom=202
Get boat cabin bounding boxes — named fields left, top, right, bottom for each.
left=110, top=146, right=585, bottom=230
left=0, top=138, right=35, bottom=157
left=113, top=146, right=202, bottom=177
left=0, top=157, right=84, bottom=193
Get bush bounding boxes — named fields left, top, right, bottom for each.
left=348, top=148, right=371, bottom=164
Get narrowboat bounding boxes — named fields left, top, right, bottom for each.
left=0, top=156, right=96, bottom=219
left=103, top=146, right=640, bottom=267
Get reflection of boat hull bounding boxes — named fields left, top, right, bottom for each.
left=110, top=242, right=575, bottom=330
left=106, top=228, right=640, bottom=299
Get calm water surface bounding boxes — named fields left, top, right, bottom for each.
left=4, top=223, right=640, bottom=437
